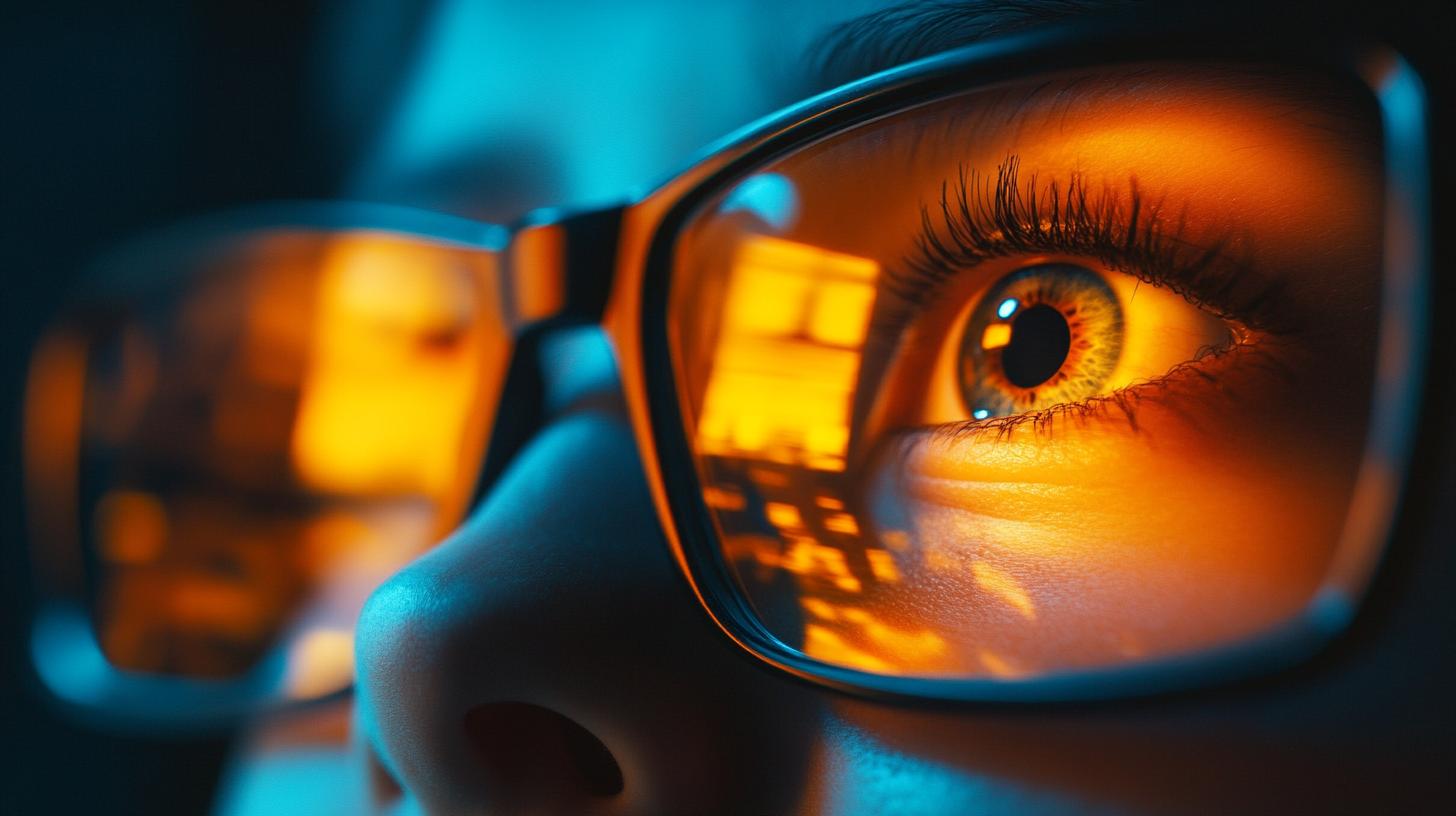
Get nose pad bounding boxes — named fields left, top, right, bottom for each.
left=464, top=702, right=623, bottom=798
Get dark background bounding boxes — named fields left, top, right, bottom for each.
left=0, top=3, right=407, bottom=812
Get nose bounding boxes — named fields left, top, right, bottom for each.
left=354, top=332, right=823, bottom=815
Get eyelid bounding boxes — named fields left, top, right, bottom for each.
left=850, top=155, right=1269, bottom=442
left=881, top=155, right=1289, bottom=343
left=852, top=155, right=1284, bottom=450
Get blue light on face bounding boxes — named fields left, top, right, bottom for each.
left=996, top=297, right=1019, bottom=320
left=972, top=408, right=991, bottom=420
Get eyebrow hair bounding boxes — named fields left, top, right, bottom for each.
left=810, top=0, right=1139, bottom=89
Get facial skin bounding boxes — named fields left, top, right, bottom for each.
left=672, top=65, right=1383, bottom=679
left=666, top=60, right=1391, bottom=679
left=220, top=2, right=1455, bottom=814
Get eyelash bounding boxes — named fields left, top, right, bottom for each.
left=927, top=342, right=1253, bottom=443
left=865, top=154, right=1291, bottom=440
left=883, top=154, right=1288, bottom=333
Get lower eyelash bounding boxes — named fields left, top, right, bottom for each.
left=927, top=334, right=1271, bottom=445
left=854, top=155, right=1302, bottom=463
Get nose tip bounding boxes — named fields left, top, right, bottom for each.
left=353, top=562, right=457, bottom=809
left=355, top=555, right=626, bottom=815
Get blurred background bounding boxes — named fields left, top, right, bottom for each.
left=2, top=2, right=863, bottom=811
left=4, top=3, right=348, bottom=812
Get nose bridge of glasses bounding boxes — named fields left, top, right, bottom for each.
left=19, top=200, right=640, bottom=724
left=503, top=204, right=626, bottom=331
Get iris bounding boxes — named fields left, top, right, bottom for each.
left=957, top=264, right=1124, bottom=419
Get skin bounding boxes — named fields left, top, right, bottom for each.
left=218, top=2, right=1455, bottom=814
left=673, top=67, right=1383, bottom=677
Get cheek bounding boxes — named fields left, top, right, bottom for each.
left=863, top=344, right=1368, bottom=675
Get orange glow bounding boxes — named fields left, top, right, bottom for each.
left=781, top=537, right=850, bottom=579
left=979, top=322, right=1012, bottom=350
left=1100, top=272, right=1230, bottom=394
left=865, top=549, right=899, bottom=583
left=808, top=280, right=877, bottom=346
left=805, top=624, right=894, bottom=673
left=804, top=604, right=948, bottom=671
left=977, top=649, right=1023, bottom=679
left=823, top=513, right=860, bottom=535
left=703, top=485, right=746, bottom=511
left=95, top=490, right=168, bottom=565
left=694, top=236, right=880, bottom=472
left=508, top=222, right=567, bottom=322
left=290, top=233, right=490, bottom=498
left=27, top=227, right=510, bottom=683
left=661, top=64, right=1384, bottom=682
left=970, top=562, right=1037, bottom=621
left=23, top=329, right=88, bottom=592
left=765, top=501, right=804, bottom=529
left=284, top=628, right=356, bottom=700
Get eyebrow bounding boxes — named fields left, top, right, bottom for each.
left=810, top=0, right=1134, bottom=89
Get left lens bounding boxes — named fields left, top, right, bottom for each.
left=26, top=223, right=508, bottom=701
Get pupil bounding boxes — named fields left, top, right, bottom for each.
left=1001, top=304, right=1071, bottom=388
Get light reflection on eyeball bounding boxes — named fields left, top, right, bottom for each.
left=923, top=260, right=1235, bottom=427
left=958, top=264, right=1124, bottom=419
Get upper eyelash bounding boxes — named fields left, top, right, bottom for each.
left=874, top=154, right=1295, bottom=342
left=851, top=154, right=1291, bottom=450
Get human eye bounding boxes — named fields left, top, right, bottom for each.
left=666, top=63, right=1386, bottom=681
left=873, top=156, right=1246, bottom=437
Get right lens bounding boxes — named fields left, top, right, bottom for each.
left=666, top=61, right=1404, bottom=685
left=26, top=223, right=509, bottom=699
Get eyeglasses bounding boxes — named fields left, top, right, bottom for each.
left=24, top=19, right=1431, bottom=725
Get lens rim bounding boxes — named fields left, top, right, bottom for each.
left=627, top=23, right=1433, bottom=702
left=23, top=201, right=510, bottom=731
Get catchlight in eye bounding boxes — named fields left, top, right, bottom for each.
left=957, top=264, right=1124, bottom=419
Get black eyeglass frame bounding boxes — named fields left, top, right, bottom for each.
left=617, top=19, right=1432, bottom=703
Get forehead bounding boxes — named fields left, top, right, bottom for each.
left=347, top=0, right=894, bottom=219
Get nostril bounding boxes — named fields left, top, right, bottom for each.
left=463, top=702, right=625, bottom=798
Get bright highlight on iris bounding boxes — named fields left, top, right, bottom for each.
left=958, top=264, right=1124, bottom=418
